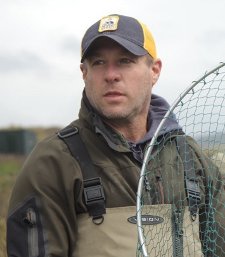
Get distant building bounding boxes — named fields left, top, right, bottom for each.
left=0, top=129, right=37, bottom=155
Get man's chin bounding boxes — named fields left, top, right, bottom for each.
left=100, top=111, right=129, bottom=121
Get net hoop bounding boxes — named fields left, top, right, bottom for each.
left=136, top=62, right=225, bottom=257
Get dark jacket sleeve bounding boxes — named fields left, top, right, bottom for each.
left=7, top=135, right=85, bottom=257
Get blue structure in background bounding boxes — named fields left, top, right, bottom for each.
left=0, top=129, right=37, bottom=155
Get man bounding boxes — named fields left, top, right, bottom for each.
left=7, top=14, right=225, bottom=257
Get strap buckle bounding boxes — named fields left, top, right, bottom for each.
left=58, top=127, right=78, bottom=138
left=84, top=177, right=105, bottom=204
left=83, top=177, right=106, bottom=224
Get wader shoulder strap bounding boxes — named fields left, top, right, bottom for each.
left=176, top=135, right=201, bottom=220
left=58, top=126, right=106, bottom=224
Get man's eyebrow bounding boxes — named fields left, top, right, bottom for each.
left=86, top=51, right=102, bottom=60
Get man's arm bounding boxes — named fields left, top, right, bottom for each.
left=7, top=136, right=83, bottom=257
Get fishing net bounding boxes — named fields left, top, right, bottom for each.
left=136, top=62, right=225, bottom=257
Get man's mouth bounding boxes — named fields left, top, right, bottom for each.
left=104, top=91, right=124, bottom=97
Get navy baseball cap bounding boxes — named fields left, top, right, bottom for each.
left=81, top=14, right=157, bottom=62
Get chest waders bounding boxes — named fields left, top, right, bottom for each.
left=58, top=127, right=203, bottom=257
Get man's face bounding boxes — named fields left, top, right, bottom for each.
left=80, top=38, right=161, bottom=123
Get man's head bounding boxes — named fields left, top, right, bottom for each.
left=80, top=14, right=162, bottom=136
left=81, top=14, right=157, bottom=63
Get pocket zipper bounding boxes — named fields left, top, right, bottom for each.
left=23, top=208, right=39, bottom=257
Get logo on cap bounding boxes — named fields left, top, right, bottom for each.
left=98, top=15, right=119, bottom=32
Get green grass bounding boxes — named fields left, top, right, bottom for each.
left=0, top=155, right=24, bottom=205
left=0, top=161, right=22, bottom=192
left=0, top=219, right=7, bottom=257
left=0, top=161, right=21, bottom=175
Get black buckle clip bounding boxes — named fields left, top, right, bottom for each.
left=83, top=177, right=106, bottom=224
left=83, top=177, right=105, bottom=204
left=58, top=127, right=78, bottom=138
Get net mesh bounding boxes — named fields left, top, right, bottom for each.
left=136, top=63, right=225, bottom=257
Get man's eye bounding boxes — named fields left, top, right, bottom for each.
left=92, top=59, right=104, bottom=66
left=119, top=58, right=133, bottom=64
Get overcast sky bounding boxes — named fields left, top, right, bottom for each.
left=0, top=0, right=224, bottom=128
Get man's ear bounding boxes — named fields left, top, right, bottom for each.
left=80, top=63, right=87, bottom=80
left=152, top=59, right=162, bottom=86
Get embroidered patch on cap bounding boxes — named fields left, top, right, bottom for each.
left=98, top=15, right=119, bottom=32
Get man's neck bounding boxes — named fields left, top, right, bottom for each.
left=103, top=115, right=148, bottom=143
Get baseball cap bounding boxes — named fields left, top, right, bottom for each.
left=81, top=14, right=157, bottom=62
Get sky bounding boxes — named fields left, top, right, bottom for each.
left=0, top=0, right=224, bottom=128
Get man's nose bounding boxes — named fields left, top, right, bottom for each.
left=104, top=64, right=121, bottom=83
